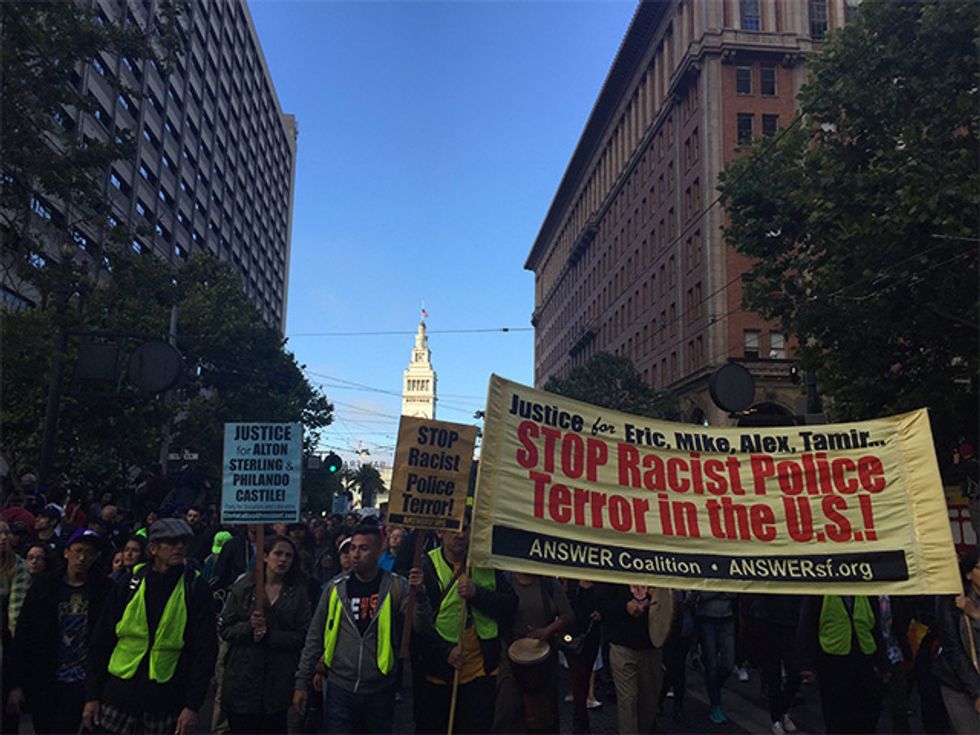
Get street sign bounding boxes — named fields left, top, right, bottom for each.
left=332, top=494, right=350, bottom=515
left=222, top=422, right=302, bottom=524
left=388, top=416, right=477, bottom=531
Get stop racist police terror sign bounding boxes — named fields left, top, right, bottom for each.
left=388, top=416, right=478, bottom=531
left=222, top=422, right=302, bottom=523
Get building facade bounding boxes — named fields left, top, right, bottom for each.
left=7, top=0, right=296, bottom=329
left=401, top=321, right=437, bottom=419
left=526, top=0, right=857, bottom=425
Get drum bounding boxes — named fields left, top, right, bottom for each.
left=507, top=637, right=551, bottom=692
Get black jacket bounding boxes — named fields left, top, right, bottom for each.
left=933, top=594, right=980, bottom=699
left=415, top=549, right=517, bottom=682
left=597, top=584, right=654, bottom=650
left=211, top=534, right=255, bottom=592
left=10, top=572, right=112, bottom=700
left=86, top=565, right=217, bottom=714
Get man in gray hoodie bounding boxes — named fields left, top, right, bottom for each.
left=293, top=524, right=427, bottom=734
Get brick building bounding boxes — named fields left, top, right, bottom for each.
left=4, top=0, right=296, bottom=330
left=525, top=0, right=857, bottom=424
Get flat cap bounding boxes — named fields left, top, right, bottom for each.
left=148, top=518, right=194, bottom=542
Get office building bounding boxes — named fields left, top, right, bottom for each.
left=526, top=0, right=857, bottom=424
left=6, top=0, right=295, bottom=329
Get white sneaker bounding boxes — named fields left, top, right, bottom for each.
left=564, top=693, right=574, bottom=703
left=736, top=665, right=750, bottom=682
left=771, top=721, right=786, bottom=735
left=586, top=698, right=603, bottom=710
left=782, top=714, right=798, bottom=733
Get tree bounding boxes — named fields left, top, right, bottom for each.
left=346, top=464, right=386, bottom=509
left=0, top=251, right=333, bottom=501
left=1, top=1, right=184, bottom=299
left=719, top=0, right=978, bottom=448
left=544, top=352, right=680, bottom=420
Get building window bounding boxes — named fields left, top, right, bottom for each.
left=809, top=0, right=828, bottom=40
left=92, top=57, right=107, bottom=76
left=737, top=113, right=754, bottom=144
left=762, top=114, right=779, bottom=137
left=736, top=66, right=752, bottom=95
left=760, top=65, right=776, bottom=96
left=109, top=172, right=122, bottom=190
left=769, top=332, right=786, bottom=358
left=744, top=330, right=761, bottom=358
left=740, top=0, right=761, bottom=30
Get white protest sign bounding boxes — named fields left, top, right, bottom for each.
left=222, top=422, right=302, bottom=524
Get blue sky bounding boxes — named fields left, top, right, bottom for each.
left=249, top=0, right=637, bottom=463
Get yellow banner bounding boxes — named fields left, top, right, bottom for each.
left=470, top=375, right=960, bottom=594
left=388, top=416, right=477, bottom=531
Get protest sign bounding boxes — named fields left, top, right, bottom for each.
left=388, top=416, right=477, bottom=531
left=222, top=422, right=302, bottom=524
left=470, top=375, right=960, bottom=594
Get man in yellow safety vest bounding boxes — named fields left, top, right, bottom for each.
left=293, top=523, right=427, bottom=733
left=413, top=517, right=517, bottom=734
left=82, top=518, right=216, bottom=734
left=799, top=594, right=886, bottom=734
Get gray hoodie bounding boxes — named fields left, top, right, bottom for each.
left=294, top=569, right=431, bottom=694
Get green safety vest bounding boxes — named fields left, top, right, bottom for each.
left=322, top=579, right=395, bottom=676
left=107, top=564, right=189, bottom=683
left=428, top=548, right=497, bottom=642
left=819, top=595, right=876, bottom=656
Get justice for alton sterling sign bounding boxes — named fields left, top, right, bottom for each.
left=469, top=375, right=960, bottom=595
left=222, top=422, right=302, bottom=524
left=388, top=416, right=478, bottom=531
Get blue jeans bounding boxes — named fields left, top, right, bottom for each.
left=697, top=618, right=735, bottom=707
left=323, top=681, right=397, bottom=734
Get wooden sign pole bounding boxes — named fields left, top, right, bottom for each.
left=398, top=531, right=426, bottom=659
left=253, top=524, right=265, bottom=612
left=447, top=533, right=473, bottom=735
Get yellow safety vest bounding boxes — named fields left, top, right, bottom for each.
left=322, top=578, right=395, bottom=676
left=428, top=548, right=497, bottom=642
left=107, top=564, right=189, bottom=683
left=819, top=595, right=876, bottom=656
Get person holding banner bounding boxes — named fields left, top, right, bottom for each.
left=82, top=518, right=217, bottom=735
left=218, top=535, right=313, bottom=734
left=415, top=519, right=518, bottom=735
left=933, top=547, right=980, bottom=734
left=798, top=594, right=885, bottom=734
left=597, top=583, right=673, bottom=735
left=292, top=524, right=427, bottom=734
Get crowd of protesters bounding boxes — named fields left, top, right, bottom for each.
left=1, top=467, right=978, bottom=735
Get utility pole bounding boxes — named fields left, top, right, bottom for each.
left=38, top=328, right=69, bottom=486
left=158, top=304, right=179, bottom=472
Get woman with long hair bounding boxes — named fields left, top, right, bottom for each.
left=934, top=547, right=980, bottom=734
left=218, top=535, right=313, bottom=734
left=110, top=535, right=146, bottom=580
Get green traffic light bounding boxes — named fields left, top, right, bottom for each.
left=324, top=452, right=342, bottom=474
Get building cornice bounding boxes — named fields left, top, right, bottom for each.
left=524, top=0, right=666, bottom=272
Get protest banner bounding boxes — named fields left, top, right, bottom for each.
left=221, top=422, right=302, bottom=524
left=388, top=416, right=478, bottom=532
left=470, top=375, right=960, bottom=594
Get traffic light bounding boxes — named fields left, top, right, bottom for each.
left=324, top=452, right=343, bottom=474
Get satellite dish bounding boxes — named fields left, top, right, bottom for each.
left=127, top=340, right=183, bottom=394
left=708, top=362, right=755, bottom=413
